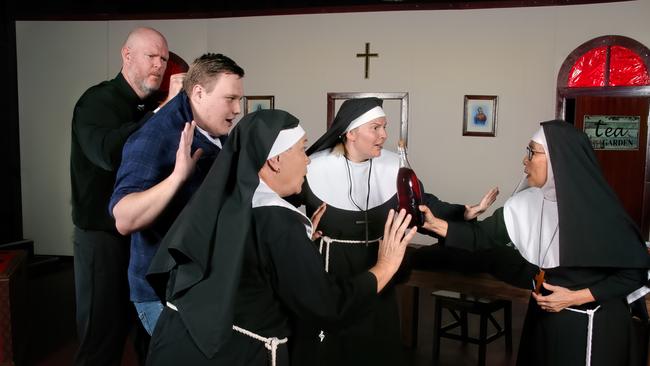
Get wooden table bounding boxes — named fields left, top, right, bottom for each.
left=397, top=269, right=531, bottom=348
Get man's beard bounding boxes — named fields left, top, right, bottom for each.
left=138, top=78, right=160, bottom=98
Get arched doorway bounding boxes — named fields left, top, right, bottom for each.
left=556, top=35, right=650, bottom=240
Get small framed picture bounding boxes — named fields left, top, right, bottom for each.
left=243, top=95, right=274, bottom=115
left=462, top=95, right=498, bottom=137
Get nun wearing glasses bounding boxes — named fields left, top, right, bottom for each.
left=420, top=119, right=650, bottom=366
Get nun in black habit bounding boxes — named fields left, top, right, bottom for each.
left=145, top=109, right=417, bottom=366
left=421, top=120, right=650, bottom=366
left=291, top=97, right=498, bottom=365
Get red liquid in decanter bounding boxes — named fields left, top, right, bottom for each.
left=396, top=141, right=424, bottom=227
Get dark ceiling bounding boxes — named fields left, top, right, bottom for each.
left=10, top=0, right=627, bottom=20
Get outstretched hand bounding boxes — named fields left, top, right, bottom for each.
left=172, top=121, right=203, bottom=184
left=310, top=203, right=326, bottom=241
left=464, top=186, right=499, bottom=220
left=419, top=205, right=448, bottom=237
left=369, top=209, right=417, bottom=293
left=377, top=209, right=417, bottom=267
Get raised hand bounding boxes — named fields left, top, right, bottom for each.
left=159, top=72, right=187, bottom=108
left=172, top=121, right=203, bottom=184
left=377, top=209, right=416, bottom=268
left=167, top=73, right=186, bottom=99
left=370, top=209, right=417, bottom=292
left=464, top=186, right=499, bottom=220
left=310, top=203, right=326, bottom=241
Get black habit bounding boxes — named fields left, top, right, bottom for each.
left=292, top=98, right=466, bottom=366
left=445, top=120, right=650, bottom=366
left=145, top=110, right=378, bottom=366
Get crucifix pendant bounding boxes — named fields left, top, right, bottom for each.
left=534, top=269, right=545, bottom=294
left=355, top=210, right=371, bottom=226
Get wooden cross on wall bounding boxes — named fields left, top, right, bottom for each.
left=356, top=42, right=378, bottom=79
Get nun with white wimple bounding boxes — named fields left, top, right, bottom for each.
left=292, top=97, right=499, bottom=366
left=145, top=109, right=416, bottom=366
left=421, top=119, right=650, bottom=366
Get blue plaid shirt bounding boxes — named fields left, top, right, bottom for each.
left=110, top=91, right=223, bottom=302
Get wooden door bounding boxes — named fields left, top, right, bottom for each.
left=575, top=96, right=649, bottom=237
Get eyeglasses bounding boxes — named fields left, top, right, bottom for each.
left=526, top=145, right=545, bottom=161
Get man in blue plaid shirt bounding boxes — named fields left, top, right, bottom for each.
left=110, top=53, right=245, bottom=335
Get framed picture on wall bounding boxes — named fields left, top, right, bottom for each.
left=243, top=95, right=275, bottom=115
left=462, top=95, right=498, bottom=137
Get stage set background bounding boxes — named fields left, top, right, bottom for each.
left=15, top=0, right=650, bottom=255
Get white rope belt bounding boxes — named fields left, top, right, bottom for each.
left=318, top=235, right=380, bottom=273
left=231, top=325, right=287, bottom=366
left=315, top=236, right=381, bottom=343
left=166, top=302, right=288, bottom=366
left=565, top=305, right=601, bottom=366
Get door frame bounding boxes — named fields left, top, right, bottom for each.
left=556, top=35, right=650, bottom=239
left=556, top=35, right=650, bottom=118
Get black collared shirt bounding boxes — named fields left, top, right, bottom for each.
left=70, top=72, right=155, bottom=231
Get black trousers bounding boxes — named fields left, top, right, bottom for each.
left=73, top=227, right=132, bottom=366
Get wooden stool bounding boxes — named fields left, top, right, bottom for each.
left=431, top=290, right=512, bottom=366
